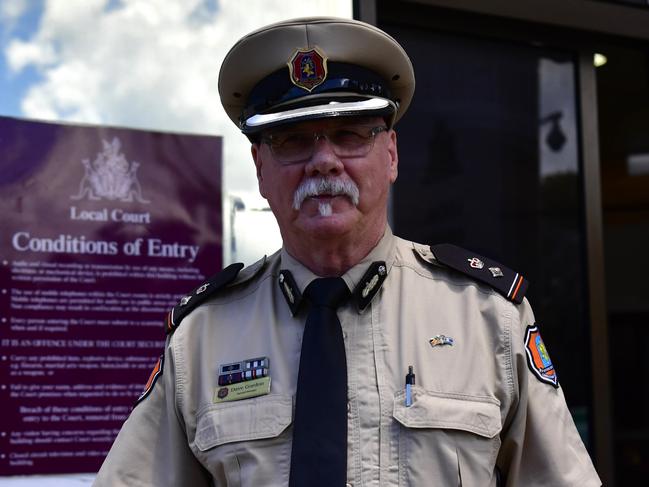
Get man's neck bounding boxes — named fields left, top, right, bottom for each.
left=284, top=223, right=386, bottom=277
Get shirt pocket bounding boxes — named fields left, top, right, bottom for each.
left=194, top=394, right=293, bottom=487
left=393, top=387, right=502, bottom=487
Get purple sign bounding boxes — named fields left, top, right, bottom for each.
left=0, top=116, right=222, bottom=475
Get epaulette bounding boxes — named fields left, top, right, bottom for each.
left=165, top=262, right=244, bottom=335
left=426, top=243, right=528, bottom=304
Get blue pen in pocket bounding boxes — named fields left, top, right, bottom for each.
left=405, top=365, right=415, bottom=407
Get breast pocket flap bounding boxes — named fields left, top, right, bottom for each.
left=195, top=394, right=293, bottom=451
left=393, top=388, right=502, bottom=439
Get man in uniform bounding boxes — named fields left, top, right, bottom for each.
left=94, top=17, right=601, bottom=486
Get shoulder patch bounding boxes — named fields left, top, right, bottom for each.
left=429, top=243, right=528, bottom=304
left=165, top=262, right=244, bottom=335
left=524, top=324, right=559, bottom=388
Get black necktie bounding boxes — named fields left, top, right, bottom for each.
left=289, top=277, right=350, bottom=487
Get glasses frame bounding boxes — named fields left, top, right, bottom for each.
left=261, top=125, right=388, bottom=165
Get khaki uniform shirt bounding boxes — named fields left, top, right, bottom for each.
left=94, top=229, right=601, bottom=486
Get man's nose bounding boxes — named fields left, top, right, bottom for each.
left=304, top=136, right=344, bottom=177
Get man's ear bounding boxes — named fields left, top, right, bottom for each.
left=251, top=143, right=266, bottom=198
left=388, top=129, right=399, bottom=183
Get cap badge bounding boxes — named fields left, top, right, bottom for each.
left=287, top=47, right=328, bottom=92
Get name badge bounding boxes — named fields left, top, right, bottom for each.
left=213, top=376, right=271, bottom=403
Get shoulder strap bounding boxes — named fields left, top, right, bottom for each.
left=165, top=262, right=244, bottom=335
left=430, top=243, right=528, bottom=304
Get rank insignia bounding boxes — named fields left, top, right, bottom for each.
left=218, top=356, right=269, bottom=386
left=287, top=47, right=328, bottom=92
left=467, top=257, right=485, bottom=269
left=524, top=324, right=558, bottom=388
left=429, top=335, right=454, bottom=347
left=489, top=267, right=504, bottom=278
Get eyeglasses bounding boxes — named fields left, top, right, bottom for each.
left=261, top=125, right=388, bottom=164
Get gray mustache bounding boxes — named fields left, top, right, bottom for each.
left=292, top=178, right=360, bottom=210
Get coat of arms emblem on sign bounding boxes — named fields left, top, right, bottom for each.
left=71, top=137, right=149, bottom=203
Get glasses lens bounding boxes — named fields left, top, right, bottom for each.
left=269, top=132, right=313, bottom=164
left=329, top=127, right=375, bottom=157
left=265, top=125, right=386, bottom=164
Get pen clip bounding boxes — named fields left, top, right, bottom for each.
left=406, top=365, right=415, bottom=385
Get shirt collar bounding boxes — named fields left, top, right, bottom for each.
left=278, top=226, right=396, bottom=314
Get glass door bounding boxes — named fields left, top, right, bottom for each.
left=379, top=16, right=594, bottom=450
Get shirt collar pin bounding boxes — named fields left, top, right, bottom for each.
left=361, top=274, right=380, bottom=298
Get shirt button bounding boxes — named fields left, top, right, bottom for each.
left=347, top=402, right=351, bottom=413
left=346, top=483, right=353, bottom=487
